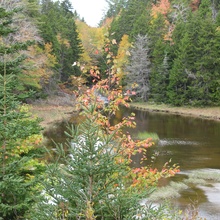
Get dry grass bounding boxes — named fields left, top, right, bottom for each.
left=30, top=95, right=76, bottom=129
left=130, top=103, right=220, bottom=121
left=31, top=104, right=74, bottom=129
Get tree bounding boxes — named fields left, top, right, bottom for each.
left=105, top=0, right=128, bottom=18
left=150, top=52, right=170, bottom=102
left=0, top=55, right=43, bottom=219
left=108, top=0, right=150, bottom=55
left=167, top=31, right=191, bottom=105
left=148, top=11, right=170, bottom=103
left=0, top=6, right=34, bottom=100
left=0, top=6, right=45, bottom=219
left=168, top=1, right=220, bottom=106
left=130, top=9, right=151, bottom=39
left=39, top=0, right=83, bottom=82
left=126, top=34, right=152, bottom=101
left=114, top=34, right=131, bottom=85
left=29, top=62, right=179, bottom=219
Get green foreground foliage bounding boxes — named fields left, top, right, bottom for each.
left=0, top=58, right=44, bottom=219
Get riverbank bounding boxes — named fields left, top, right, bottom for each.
left=30, top=100, right=220, bottom=130
left=130, top=102, right=220, bottom=121
left=31, top=104, right=73, bottom=129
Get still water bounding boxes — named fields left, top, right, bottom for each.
left=125, top=107, right=220, bottom=220
left=44, top=107, right=220, bottom=219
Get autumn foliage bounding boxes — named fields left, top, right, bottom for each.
left=74, top=44, right=180, bottom=190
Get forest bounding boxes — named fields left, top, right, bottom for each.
left=1, top=0, right=220, bottom=106
left=0, top=0, right=219, bottom=219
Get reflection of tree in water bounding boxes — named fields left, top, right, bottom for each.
left=43, top=121, right=68, bottom=146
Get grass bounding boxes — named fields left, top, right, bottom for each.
left=31, top=105, right=73, bottom=129
left=148, top=182, right=188, bottom=202
left=184, top=178, right=207, bottom=186
left=30, top=95, right=76, bottom=129
left=186, top=170, right=220, bottom=182
left=137, top=131, right=159, bottom=143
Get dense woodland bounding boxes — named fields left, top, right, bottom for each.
left=0, top=0, right=219, bottom=219
left=104, top=0, right=220, bottom=106
left=0, top=0, right=220, bottom=106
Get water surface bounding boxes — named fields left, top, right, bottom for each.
left=126, top=108, right=220, bottom=219
left=44, top=107, right=220, bottom=219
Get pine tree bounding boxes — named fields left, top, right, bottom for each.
left=149, top=12, right=170, bottom=103
left=167, top=31, right=191, bottom=105
left=105, top=0, right=128, bottom=18
left=168, top=1, right=220, bottom=106
left=39, top=0, right=83, bottom=82
left=188, top=0, right=220, bottom=105
left=150, top=51, right=170, bottom=102
left=0, top=6, right=34, bottom=100
left=108, top=0, right=150, bottom=55
left=0, top=54, right=43, bottom=219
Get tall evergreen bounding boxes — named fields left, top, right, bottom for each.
left=168, top=29, right=192, bottom=105
left=0, top=7, right=34, bottom=100
left=149, top=13, right=170, bottom=103
left=0, top=56, right=43, bottom=219
left=0, top=6, right=44, bottom=219
left=39, top=0, right=83, bottom=82
left=168, top=0, right=220, bottom=106
left=108, top=0, right=150, bottom=54
left=150, top=51, right=170, bottom=102
left=105, top=0, right=128, bottom=18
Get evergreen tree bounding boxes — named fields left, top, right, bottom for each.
left=168, top=1, right=220, bottom=106
left=29, top=69, right=179, bottom=219
left=149, top=13, right=170, bottom=103
left=0, top=6, right=44, bottom=219
left=189, top=10, right=220, bottom=105
left=108, top=0, right=150, bottom=55
left=167, top=30, right=191, bottom=105
left=150, top=52, right=170, bottom=102
left=0, top=55, right=43, bottom=219
left=39, top=0, right=83, bottom=82
left=130, top=9, right=151, bottom=40
left=0, top=6, right=34, bottom=100
left=105, top=0, right=128, bottom=18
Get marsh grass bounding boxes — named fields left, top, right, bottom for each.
left=184, top=178, right=207, bottom=186
left=187, top=170, right=220, bottom=182
left=137, top=131, right=159, bottom=143
left=148, top=182, right=188, bottom=202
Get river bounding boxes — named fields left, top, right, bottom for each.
left=44, top=107, right=220, bottom=219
